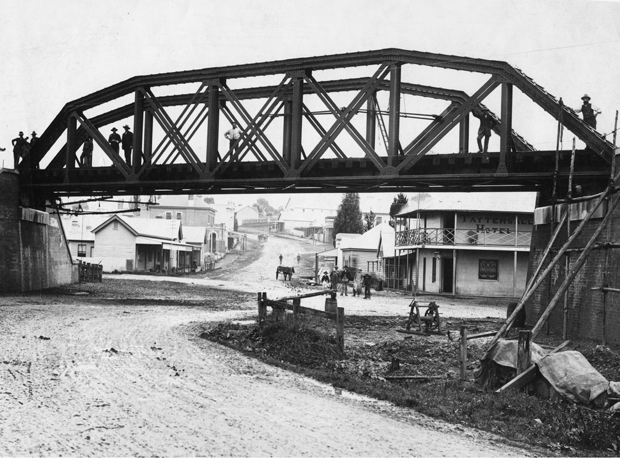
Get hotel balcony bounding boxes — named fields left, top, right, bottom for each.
left=395, top=228, right=532, bottom=248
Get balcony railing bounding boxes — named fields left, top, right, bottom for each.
left=395, top=228, right=531, bottom=248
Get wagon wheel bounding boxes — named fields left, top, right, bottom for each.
left=423, top=305, right=440, bottom=333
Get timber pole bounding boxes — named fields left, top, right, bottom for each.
left=601, top=110, right=619, bottom=345
left=531, top=191, right=620, bottom=340
left=487, top=171, right=620, bottom=351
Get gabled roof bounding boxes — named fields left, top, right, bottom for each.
left=236, top=205, right=259, bottom=214
left=92, top=214, right=182, bottom=241
left=183, top=226, right=207, bottom=244
left=63, top=214, right=108, bottom=241
left=340, top=223, right=394, bottom=251
left=397, top=192, right=537, bottom=217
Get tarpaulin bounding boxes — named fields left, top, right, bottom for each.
left=537, top=351, right=609, bottom=406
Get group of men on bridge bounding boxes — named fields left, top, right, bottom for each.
left=10, top=130, right=39, bottom=169
left=5, top=94, right=603, bottom=170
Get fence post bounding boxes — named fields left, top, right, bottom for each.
left=517, top=330, right=532, bottom=375
left=460, top=326, right=467, bottom=380
left=336, top=306, right=345, bottom=355
left=257, top=292, right=267, bottom=329
left=293, top=298, right=301, bottom=328
left=325, top=292, right=338, bottom=313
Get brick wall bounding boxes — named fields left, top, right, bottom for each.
left=526, top=203, right=620, bottom=344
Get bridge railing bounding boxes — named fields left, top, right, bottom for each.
left=395, top=228, right=531, bottom=248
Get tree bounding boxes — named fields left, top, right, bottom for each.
left=389, top=193, right=409, bottom=227
left=363, top=210, right=376, bottom=232
left=333, top=193, right=364, bottom=246
left=203, top=196, right=215, bottom=204
left=254, top=197, right=278, bottom=216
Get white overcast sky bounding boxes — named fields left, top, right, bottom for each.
left=1, top=0, right=619, bottom=211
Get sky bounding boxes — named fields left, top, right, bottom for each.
left=2, top=0, right=619, bottom=212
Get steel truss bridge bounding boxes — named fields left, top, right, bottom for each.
left=20, top=48, right=617, bottom=207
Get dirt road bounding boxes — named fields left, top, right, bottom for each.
left=0, top=233, right=534, bottom=457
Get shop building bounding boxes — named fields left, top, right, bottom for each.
left=385, top=193, right=536, bottom=297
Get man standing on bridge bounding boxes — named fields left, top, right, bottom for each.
left=473, top=107, right=496, bottom=154
left=575, top=94, right=601, bottom=129
left=122, top=125, right=133, bottom=165
left=108, top=127, right=121, bottom=155
left=80, top=135, right=94, bottom=167
left=11, top=131, right=29, bottom=169
left=224, top=123, right=242, bottom=161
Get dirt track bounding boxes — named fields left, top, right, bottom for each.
left=0, top=234, right=535, bottom=457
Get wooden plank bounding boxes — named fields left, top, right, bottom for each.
left=385, top=375, right=444, bottom=381
left=299, top=305, right=336, bottom=320
left=495, top=340, right=571, bottom=393
left=276, top=289, right=335, bottom=301
left=396, top=329, right=445, bottom=336
left=460, top=326, right=467, bottom=380
left=466, top=330, right=497, bottom=340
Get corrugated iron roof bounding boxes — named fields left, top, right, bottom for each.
left=397, top=192, right=537, bottom=216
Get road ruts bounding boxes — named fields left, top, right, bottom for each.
left=0, top=300, right=534, bottom=457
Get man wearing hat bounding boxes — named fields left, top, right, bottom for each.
left=473, top=106, right=497, bottom=154
left=29, top=131, right=39, bottom=149
left=11, top=131, right=29, bottom=169
left=575, top=94, right=602, bottom=129
left=121, top=125, right=133, bottom=165
left=108, top=127, right=121, bottom=155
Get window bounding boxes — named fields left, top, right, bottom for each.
left=90, top=246, right=94, bottom=257
left=165, top=212, right=172, bottom=220
left=113, top=221, right=118, bottom=230
left=77, top=244, right=86, bottom=257
left=479, top=259, right=499, bottom=280
left=432, top=258, right=437, bottom=283
left=176, top=212, right=182, bottom=220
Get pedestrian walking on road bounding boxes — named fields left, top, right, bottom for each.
left=352, top=269, right=361, bottom=297
left=330, top=266, right=340, bottom=292
left=340, top=265, right=351, bottom=296
left=278, top=254, right=283, bottom=265
left=296, top=253, right=301, bottom=264
left=362, top=272, right=372, bottom=299
left=321, top=270, right=330, bottom=290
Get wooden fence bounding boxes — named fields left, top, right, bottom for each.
left=78, top=260, right=103, bottom=282
left=257, top=290, right=344, bottom=354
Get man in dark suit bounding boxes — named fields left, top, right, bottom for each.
left=473, top=107, right=496, bottom=153
left=121, top=125, right=133, bottom=165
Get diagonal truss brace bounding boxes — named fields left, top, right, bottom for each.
left=144, top=81, right=210, bottom=172
left=396, top=76, right=501, bottom=173
left=141, top=87, right=206, bottom=176
left=210, top=77, right=293, bottom=176
left=302, top=104, right=346, bottom=159
left=73, top=111, right=132, bottom=178
left=297, top=64, right=391, bottom=175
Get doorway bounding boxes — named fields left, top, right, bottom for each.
left=442, top=257, right=453, bottom=293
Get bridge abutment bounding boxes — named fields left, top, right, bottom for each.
left=0, top=169, right=77, bottom=293
left=525, top=198, right=620, bottom=345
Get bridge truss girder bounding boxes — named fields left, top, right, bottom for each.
left=22, top=48, right=616, bottom=203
